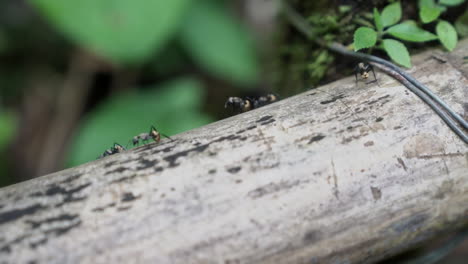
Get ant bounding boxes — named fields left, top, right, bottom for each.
left=131, top=125, right=172, bottom=147
left=225, top=93, right=279, bottom=113
left=355, top=62, right=379, bottom=86
left=99, top=143, right=126, bottom=159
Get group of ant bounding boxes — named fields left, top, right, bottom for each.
left=99, top=125, right=172, bottom=159
left=224, top=62, right=377, bottom=113
left=99, top=62, right=376, bottom=159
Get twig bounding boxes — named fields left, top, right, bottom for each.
left=281, top=1, right=468, bottom=144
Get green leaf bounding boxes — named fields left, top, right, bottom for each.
left=387, top=20, right=438, bottom=42
left=436, top=20, right=458, bottom=51
left=455, top=9, right=468, bottom=37
left=383, top=39, right=412, bottom=68
left=418, top=0, right=433, bottom=7
left=0, top=111, right=15, bottom=151
left=373, top=8, right=383, bottom=32
left=338, top=5, right=352, bottom=13
left=381, top=2, right=402, bottom=28
left=67, top=78, right=213, bottom=166
left=353, top=27, right=377, bottom=51
left=420, top=3, right=441, bottom=23
left=179, top=0, right=258, bottom=86
left=29, top=0, right=191, bottom=64
left=439, top=0, right=465, bottom=6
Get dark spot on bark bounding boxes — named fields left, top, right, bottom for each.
left=105, top=167, right=127, bottom=175
left=46, top=182, right=91, bottom=198
left=59, top=173, right=83, bottom=184
left=44, top=219, right=81, bottom=236
left=164, top=144, right=210, bottom=168
left=370, top=186, right=382, bottom=200
left=117, top=206, right=132, bottom=211
left=245, top=125, right=257, bottom=131
left=0, top=235, right=30, bottom=253
left=367, top=95, right=391, bottom=105
left=248, top=180, right=300, bottom=199
left=320, top=94, right=344, bottom=104
left=308, top=134, right=325, bottom=144
left=208, top=169, right=217, bottom=174
left=257, top=115, right=273, bottom=123
left=434, top=180, right=454, bottom=200
left=121, top=192, right=140, bottom=202
left=0, top=204, right=46, bottom=225
left=352, top=117, right=366, bottom=122
left=193, top=142, right=201, bottom=146
left=236, top=129, right=246, bottom=134
left=364, top=141, right=374, bottom=147
left=308, top=92, right=317, bottom=96
left=376, top=117, right=384, bottom=122
left=163, top=146, right=174, bottom=152
left=227, top=166, right=242, bottom=174
left=394, top=126, right=402, bottom=130
left=154, top=167, right=164, bottom=172
left=391, top=213, right=428, bottom=233
left=54, top=199, right=86, bottom=208
left=111, top=174, right=137, bottom=184
left=304, top=230, right=321, bottom=243
left=92, top=203, right=116, bottom=212
left=26, top=214, right=79, bottom=229
left=30, top=238, right=48, bottom=249
left=235, top=179, right=242, bottom=184
left=161, top=193, right=166, bottom=198
left=32, top=182, right=90, bottom=208
left=346, top=126, right=353, bottom=130
left=212, top=134, right=244, bottom=143
left=259, top=119, right=276, bottom=126
left=137, top=159, right=158, bottom=170
left=397, top=157, right=407, bottom=171
left=104, top=161, right=117, bottom=168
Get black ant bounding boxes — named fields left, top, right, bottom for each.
left=99, top=143, right=126, bottom=159
left=355, top=62, right=379, bottom=86
left=131, top=125, right=172, bottom=146
left=225, top=93, right=279, bottom=113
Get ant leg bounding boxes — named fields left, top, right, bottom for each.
left=161, top=133, right=174, bottom=141
left=354, top=66, right=359, bottom=86
left=370, top=65, right=380, bottom=87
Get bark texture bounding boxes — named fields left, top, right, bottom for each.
left=1, top=40, right=468, bottom=264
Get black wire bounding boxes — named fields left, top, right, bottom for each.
left=282, top=2, right=468, bottom=143
left=328, top=43, right=468, bottom=131
left=371, top=63, right=468, bottom=143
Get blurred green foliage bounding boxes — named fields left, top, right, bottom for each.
left=0, top=111, right=15, bottom=151
left=68, top=77, right=213, bottom=166
left=29, top=0, right=192, bottom=64
left=28, top=0, right=259, bottom=85
left=0, top=111, right=15, bottom=186
left=16, top=0, right=260, bottom=169
left=180, top=0, right=259, bottom=86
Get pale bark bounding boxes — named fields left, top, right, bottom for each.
left=1, top=40, right=467, bottom=264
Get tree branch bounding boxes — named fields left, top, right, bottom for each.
left=0, top=40, right=467, bottom=263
